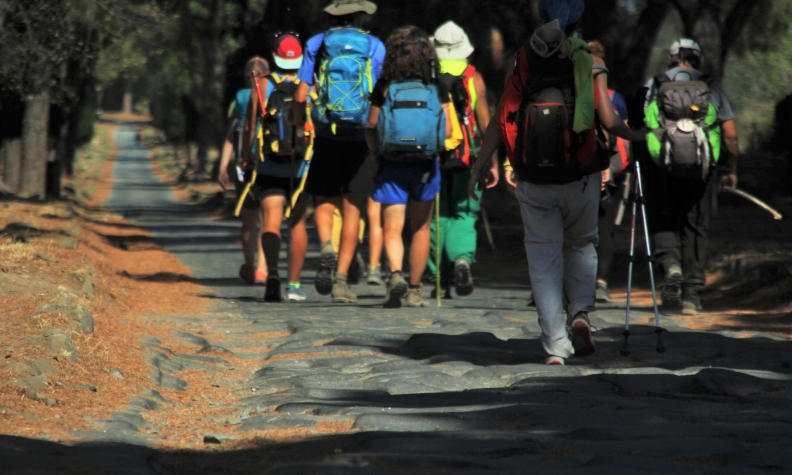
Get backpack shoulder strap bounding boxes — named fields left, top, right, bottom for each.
left=648, top=73, right=669, bottom=103
left=592, top=65, right=609, bottom=80
left=462, top=64, right=476, bottom=80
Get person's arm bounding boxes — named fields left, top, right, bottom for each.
left=594, top=71, right=645, bottom=143
left=364, top=106, right=380, bottom=157
left=468, top=103, right=506, bottom=200
left=468, top=66, right=517, bottom=200
left=218, top=119, right=237, bottom=190
left=720, top=119, right=739, bottom=189
left=473, top=72, right=499, bottom=188
left=292, top=82, right=310, bottom=126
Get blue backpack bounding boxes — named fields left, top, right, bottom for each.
left=377, top=80, right=446, bottom=162
left=311, top=28, right=373, bottom=134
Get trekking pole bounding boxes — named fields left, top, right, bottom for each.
left=634, top=161, right=664, bottom=353
left=623, top=161, right=663, bottom=355
left=622, top=171, right=638, bottom=356
left=435, top=192, right=441, bottom=308
left=286, top=114, right=297, bottom=304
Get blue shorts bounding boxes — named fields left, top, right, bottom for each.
left=373, top=159, right=441, bottom=204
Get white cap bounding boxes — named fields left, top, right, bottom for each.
left=670, top=38, right=701, bottom=57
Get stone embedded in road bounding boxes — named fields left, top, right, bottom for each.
left=70, top=306, right=95, bottom=334
left=42, top=328, right=78, bottom=362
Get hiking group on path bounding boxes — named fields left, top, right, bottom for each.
left=217, top=0, right=740, bottom=365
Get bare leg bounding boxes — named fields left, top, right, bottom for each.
left=337, top=195, right=365, bottom=275
left=408, top=200, right=435, bottom=287
left=256, top=207, right=266, bottom=271
left=313, top=197, right=337, bottom=245
left=383, top=204, right=407, bottom=272
left=367, top=197, right=383, bottom=269
left=289, top=202, right=308, bottom=283
left=240, top=208, right=264, bottom=272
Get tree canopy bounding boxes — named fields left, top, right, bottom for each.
left=3, top=0, right=792, bottom=199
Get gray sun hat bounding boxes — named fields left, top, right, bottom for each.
left=432, top=21, right=474, bottom=60
left=324, top=0, right=377, bottom=15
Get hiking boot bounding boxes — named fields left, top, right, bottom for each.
left=287, top=284, right=306, bottom=302
left=570, top=311, right=595, bottom=357
left=430, top=284, right=453, bottom=300
left=595, top=279, right=613, bottom=303
left=682, top=284, right=704, bottom=315
left=661, top=264, right=683, bottom=311
left=331, top=273, right=357, bottom=303
left=681, top=300, right=703, bottom=315
left=545, top=355, right=564, bottom=365
left=405, top=287, right=429, bottom=307
left=239, top=264, right=256, bottom=285
left=264, top=274, right=282, bottom=302
left=383, top=271, right=408, bottom=309
left=315, top=241, right=336, bottom=296
left=348, top=251, right=365, bottom=285
left=681, top=287, right=703, bottom=315
left=367, top=266, right=384, bottom=286
left=453, top=258, right=473, bottom=297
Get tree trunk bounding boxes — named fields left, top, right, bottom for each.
left=613, top=0, right=670, bottom=91
left=2, top=138, right=22, bottom=194
left=688, top=2, right=724, bottom=80
left=19, top=90, right=50, bottom=200
left=123, top=79, right=133, bottom=114
left=673, top=0, right=760, bottom=82
left=195, top=0, right=225, bottom=174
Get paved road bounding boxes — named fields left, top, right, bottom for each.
left=5, top=124, right=792, bottom=474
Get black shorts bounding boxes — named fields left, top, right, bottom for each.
left=250, top=175, right=303, bottom=202
left=304, top=136, right=375, bottom=198
left=230, top=162, right=260, bottom=211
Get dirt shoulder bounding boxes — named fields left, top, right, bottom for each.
left=0, top=120, right=211, bottom=442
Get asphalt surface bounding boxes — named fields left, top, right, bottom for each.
left=3, top=124, right=792, bottom=474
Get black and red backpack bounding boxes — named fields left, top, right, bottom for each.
left=503, top=46, right=605, bottom=184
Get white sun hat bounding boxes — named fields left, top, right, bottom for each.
left=432, top=21, right=475, bottom=60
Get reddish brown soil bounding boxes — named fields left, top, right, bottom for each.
left=0, top=200, right=210, bottom=442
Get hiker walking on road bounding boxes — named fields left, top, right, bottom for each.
left=468, top=0, right=646, bottom=364
left=218, top=57, right=270, bottom=286
left=427, top=21, right=499, bottom=299
left=587, top=40, right=632, bottom=304
left=642, top=38, right=739, bottom=315
left=241, top=34, right=311, bottom=302
left=291, top=0, right=386, bottom=304
left=365, top=25, right=452, bottom=308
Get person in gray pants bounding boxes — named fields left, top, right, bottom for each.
left=468, top=0, right=646, bottom=365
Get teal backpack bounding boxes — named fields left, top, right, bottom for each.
left=311, top=28, right=373, bottom=134
left=377, top=81, right=446, bottom=162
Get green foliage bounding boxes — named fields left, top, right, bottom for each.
left=0, top=0, right=164, bottom=100
left=94, top=0, right=267, bottom=142
left=723, top=1, right=792, bottom=149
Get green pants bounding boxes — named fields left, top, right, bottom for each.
left=428, top=168, right=481, bottom=284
